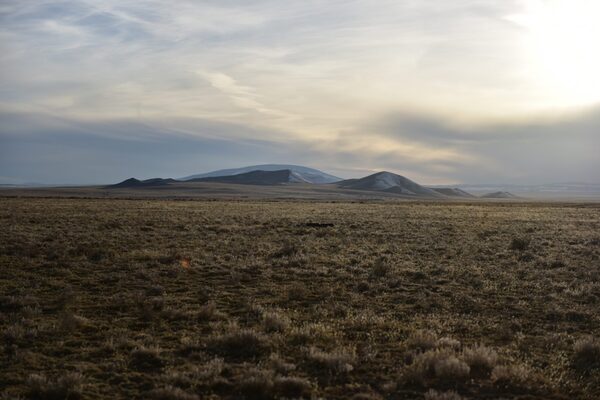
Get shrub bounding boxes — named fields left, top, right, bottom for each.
left=371, top=257, right=391, bottom=277
left=130, top=346, right=165, bottom=371
left=307, top=346, right=356, bottom=374
left=161, top=306, right=190, bottom=321
left=287, top=283, right=308, bottom=301
left=145, top=285, right=165, bottom=296
left=434, top=357, right=470, bottom=382
left=572, top=336, right=600, bottom=371
left=424, top=389, right=465, bottom=400
left=437, top=337, right=461, bottom=350
left=402, top=349, right=468, bottom=386
left=350, top=393, right=383, bottom=400
left=59, top=312, right=89, bottom=331
left=238, top=369, right=274, bottom=400
left=197, top=301, right=219, bottom=321
left=178, top=337, right=203, bottom=356
left=288, top=323, right=335, bottom=346
left=405, top=331, right=439, bottom=352
left=462, top=345, right=498, bottom=377
left=272, top=241, right=300, bottom=258
left=3, top=323, right=37, bottom=345
left=491, top=365, right=530, bottom=388
left=549, top=259, right=566, bottom=269
left=137, top=296, right=165, bottom=321
left=268, top=353, right=296, bottom=374
left=356, top=281, right=371, bottom=293
left=262, top=311, right=290, bottom=333
left=193, top=358, right=225, bottom=382
left=164, top=358, right=224, bottom=386
left=56, top=288, right=76, bottom=311
left=98, top=338, right=116, bottom=356
left=209, top=328, right=269, bottom=359
left=273, top=376, right=312, bottom=398
left=148, top=386, right=199, bottom=400
left=510, top=237, right=530, bottom=251
left=27, top=372, right=83, bottom=400
left=518, top=252, right=534, bottom=262
left=0, top=295, right=36, bottom=313
left=85, top=247, right=110, bottom=262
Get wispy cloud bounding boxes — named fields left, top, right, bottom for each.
left=197, top=70, right=295, bottom=121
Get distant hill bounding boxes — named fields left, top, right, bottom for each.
left=189, top=169, right=312, bottom=185
left=181, top=164, right=341, bottom=184
left=431, top=188, right=476, bottom=198
left=338, top=171, right=445, bottom=198
left=451, top=183, right=600, bottom=199
left=107, top=178, right=177, bottom=188
left=480, top=191, right=520, bottom=199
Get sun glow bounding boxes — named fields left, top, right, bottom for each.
left=512, top=0, right=600, bottom=107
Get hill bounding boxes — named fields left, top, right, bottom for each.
left=188, top=169, right=311, bottom=185
left=107, top=178, right=177, bottom=188
left=480, top=191, right=520, bottom=199
left=338, top=171, right=445, bottom=198
left=180, top=164, right=341, bottom=184
left=431, top=188, right=476, bottom=198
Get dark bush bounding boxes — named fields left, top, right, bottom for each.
left=510, top=237, right=530, bottom=251
left=130, top=346, right=165, bottom=371
left=572, top=337, right=600, bottom=372
left=210, top=328, right=270, bottom=359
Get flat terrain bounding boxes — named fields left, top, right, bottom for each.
left=3, top=181, right=599, bottom=201
left=1, top=198, right=599, bottom=399
left=0, top=182, right=414, bottom=201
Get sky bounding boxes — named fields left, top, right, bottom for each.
left=0, top=0, right=599, bottom=184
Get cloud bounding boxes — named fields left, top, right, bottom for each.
left=360, top=108, right=600, bottom=184
left=0, top=111, right=295, bottom=184
left=1, top=107, right=599, bottom=185
left=0, top=0, right=541, bottom=120
left=0, top=1, right=598, bottom=184
left=197, top=70, right=295, bottom=120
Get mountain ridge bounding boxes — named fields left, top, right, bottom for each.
left=180, top=164, right=341, bottom=184
left=338, top=171, right=446, bottom=198
left=431, top=188, right=476, bottom=198
left=480, top=191, right=520, bottom=199
left=99, top=165, right=552, bottom=199
left=189, top=169, right=311, bottom=185
left=107, top=178, right=177, bottom=188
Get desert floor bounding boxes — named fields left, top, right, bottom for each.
left=1, top=198, right=599, bottom=399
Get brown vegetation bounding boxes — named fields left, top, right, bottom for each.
left=1, top=198, right=599, bottom=399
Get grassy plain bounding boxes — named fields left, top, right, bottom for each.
left=1, top=198, right=599, bottom=399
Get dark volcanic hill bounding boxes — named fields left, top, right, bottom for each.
left=480, top=191, right=520, bottom=199
left=189, top=169, right=312, bottom=185
left=107, top=178, right=177, bottom=188
left=180, top=164, right=341, bottom=184
left=431, top=188, right=476, bottom=198
left=338, top=171, right=445, bottom=198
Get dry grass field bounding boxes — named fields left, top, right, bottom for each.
left=1, top=198, right=599, bottom=399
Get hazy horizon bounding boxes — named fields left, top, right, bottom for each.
left=1, top=1, right=599, bottom=185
